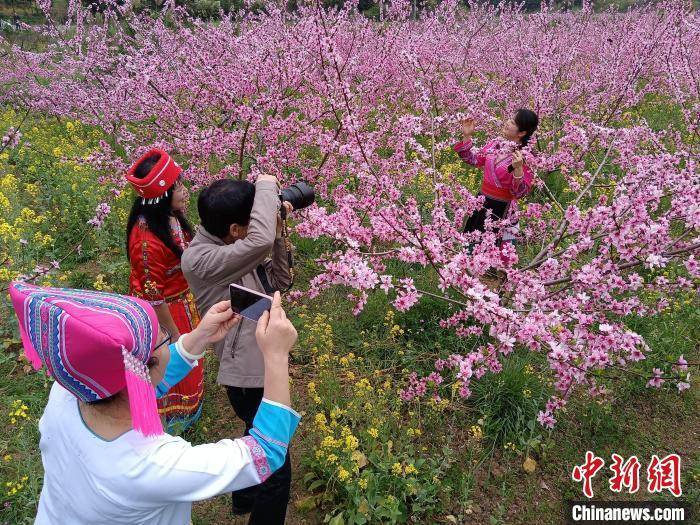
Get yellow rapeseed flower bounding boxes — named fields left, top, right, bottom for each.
left=0, top=173, right=17, bottom=191
left=0, top=192, right=10, bottom=211
left=390, top=324, right=404, bottom=338
left=321, top=435, right=338, bottom=449
left=337, top=467, right=350, bottom=482
left=314, top=413, right=327, bottom=429
left=469, top=425, right=483, bottom=440
left=345, top=435, right=359, bottom=451
left=93, top=274, right=108, bottom=291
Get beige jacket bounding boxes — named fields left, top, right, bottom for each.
left=181, top=179, right=293, bottom=388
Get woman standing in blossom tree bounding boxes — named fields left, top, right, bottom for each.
left=455, top=109, right=539, bottom=243
left=126, top=149, right=203, bottom=433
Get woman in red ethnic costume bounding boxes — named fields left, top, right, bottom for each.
left=125, top=149, right=203, bottom=433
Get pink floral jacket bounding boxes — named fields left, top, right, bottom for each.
left=453, top=139, right=534, bottom=201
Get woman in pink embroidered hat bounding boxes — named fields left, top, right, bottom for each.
left=125, top=148, right=204, bottom=433
left=8, top=282, right=300, bottom=525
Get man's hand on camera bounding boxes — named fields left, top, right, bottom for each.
left=276, top=201, right=294, bottom=238
left=257, top=174, right=278, bottom=185
left=255, top=291, right=297, bottom=362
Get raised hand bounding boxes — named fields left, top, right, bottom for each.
left=512, top=150, right=524, bottom=171
left=257, top=174, right=279, bottom=185
left=193, top=300, right=240, bottom=344
left=256, top=291, right=298, bottom=362
left=461, top=117, right=476, bottom=139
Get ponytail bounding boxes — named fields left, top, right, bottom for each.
left=514, top=108, right=539, bottom=148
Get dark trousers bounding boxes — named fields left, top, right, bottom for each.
left=464, top=194, right=511, bottom=234
left=226, top=386, right=292, bottom=525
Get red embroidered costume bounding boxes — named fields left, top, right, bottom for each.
left=126, top=149, right=203, bottom=431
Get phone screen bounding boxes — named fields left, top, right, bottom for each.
left=229, top=284, right=273, bottom=322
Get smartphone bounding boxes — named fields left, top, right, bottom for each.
left=229, top=284, right=273, bottom=322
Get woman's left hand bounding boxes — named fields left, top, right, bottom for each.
left=512, top=150, right=524, bottom=171
left=181, top=301, right=240, bottom=358
left=193, top=300, right=241, bottom=344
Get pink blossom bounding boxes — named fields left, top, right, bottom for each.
left=646, top=368, right=665, bottom=389
left=1, top=127, right=21, bottom=148
left=87, top=203, right=111, bottom=229
left=379, top=275, right=393, bottom=294
left=537, top=410, right=556, bottom=429
left=2, top=1, right=697, bottom=431
left=675, top=355, right=688, bottom=372
left=645, top=254, right=667, bottom=269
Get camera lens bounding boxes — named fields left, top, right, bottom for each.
left=281, top=182, right=315, bottom=211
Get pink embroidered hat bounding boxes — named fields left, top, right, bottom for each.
left=8, top=282, right=164, bottom=436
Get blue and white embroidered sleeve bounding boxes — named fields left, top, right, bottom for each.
left=129, top=400, right=302, bottom=504
left=244, top=399, right=301, bottom=474
left=154, top=340, right=197, bottom=399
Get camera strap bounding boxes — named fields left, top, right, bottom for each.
left=254, top=203, right=294, bottom=294
left=280, top=210, right=295, bottom=292
left=254, top=265, right=275, bottom=295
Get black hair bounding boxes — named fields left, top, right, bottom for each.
left=514, top=108, right=539, bottom=147
left=197, top=179, right=255, bottom=239
left=125, top=153, right=193, bottom=261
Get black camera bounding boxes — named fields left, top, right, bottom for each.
left=280, top=182, right=314, bottom=217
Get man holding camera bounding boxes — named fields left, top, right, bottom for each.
left=182, top=174, right=294, bottom=524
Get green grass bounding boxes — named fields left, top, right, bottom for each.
left=0, top=347, right=51, bottom=525
left=469, top=352, right=549, bottom=447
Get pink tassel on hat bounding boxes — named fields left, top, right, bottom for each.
left=9, top=283, right=43, bottom=370
left=122, top=347, right=163, bottom=436
left=18, top=321, right=42, bottom=370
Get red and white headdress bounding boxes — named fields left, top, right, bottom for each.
left=125, top=149, right=182, bottom=204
